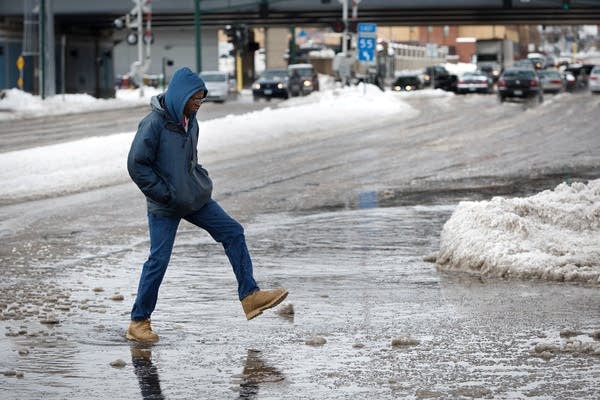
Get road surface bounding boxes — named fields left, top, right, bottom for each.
left=1, top=91, right=598, bottom=399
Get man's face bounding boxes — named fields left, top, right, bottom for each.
left=183, top=90, right=206, bottom=117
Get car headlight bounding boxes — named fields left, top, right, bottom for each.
left=277, top=83, right=284, bottom=89
left=252, top=83, right=260, bottom=90
left=303, top=80, right=312, bottom=87
left=394, top=86, right=401, bottom=91
left=492, top=70, right=500, bottom=77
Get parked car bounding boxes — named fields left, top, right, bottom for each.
left=392, top=75, right=422, bottom=91
left=564, top=64, right=595, bottom=90
left=456, top=71, right=493, bottom=94
left=252, top=68, right=290, bottom=101
left=589, top=65, right=600, bottom=94
left=538, top=70, right=564, bottom=93
left=422, top=65, right=457, bottom=92
left=497, top=67, right=543, bottom=103
left=287, top=63, right=319, bottom=96
left=198, top=71, right=230, bottom=103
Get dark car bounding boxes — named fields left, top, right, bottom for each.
left=392, top=75, right=422, bottom=91
left=456, top=71, right=493, bottom=94
left=422, top=65, right=457, bottom=92
left=252, top=69, right=290, bottom=101
left=287, top=63, right=319, bottom=96
left=497, top=68, right=543, bottom=103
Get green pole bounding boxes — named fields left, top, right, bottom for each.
left=289, top=25, right=296, bottom=65
left=39, top=0, right=46, bottom=99
left=194, top=0, right=202, bottom=73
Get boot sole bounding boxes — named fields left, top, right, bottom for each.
left=246, top=290, right=289, bottom=320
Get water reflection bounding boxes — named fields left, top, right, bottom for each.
left=358, top=191, right=378, bottom=209
left=236, top=349, right=284, bottom=399
left=130, top=345, right=164, bottom=400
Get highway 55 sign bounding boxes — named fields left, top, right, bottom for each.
left=357, top=37, right=376, bottom=62
left=357, top=22, right=377, bottom=63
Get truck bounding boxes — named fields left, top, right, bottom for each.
left=475, top=39, right=514, bottom=81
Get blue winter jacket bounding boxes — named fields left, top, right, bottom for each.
left=127, top=67, right=212, bottom=217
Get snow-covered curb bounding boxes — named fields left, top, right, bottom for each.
left=436, top=179, right=600, bottom=285
left=0, top=88, right=162, bottom=120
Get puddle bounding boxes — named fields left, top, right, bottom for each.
left=1, top=204, right=599, bottom=399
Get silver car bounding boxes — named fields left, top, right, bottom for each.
left=199, top=71, right=230, bottom=103
left=538, top=70, right=564, bottom=94
left=589, top=66, right=600, bottom=94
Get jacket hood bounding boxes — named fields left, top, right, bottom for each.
left=150, top=94, right=165, bottom=114
left=164, top=67, right=207, bottom=125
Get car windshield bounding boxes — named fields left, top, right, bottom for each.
left=200, top=73, right=226, bottom=82
left=541, top=71, right=561, bottom=79
left=503, top=70, right=536, bottom=79
left=261, top=70, right=287, bottom=80
left=290, top=67, right=313, bottom=77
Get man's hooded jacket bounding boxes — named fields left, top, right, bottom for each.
left=127, top=67, right=212, bottom=217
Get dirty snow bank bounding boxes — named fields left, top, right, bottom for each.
left=436, top=179, right=600, bottom=285
left=0, top=88, right=162, bottom=120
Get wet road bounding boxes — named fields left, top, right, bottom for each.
left=1, top=91, right=599, bottom=399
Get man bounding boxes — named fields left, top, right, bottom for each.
left=126, top=67, right=287, bottom=343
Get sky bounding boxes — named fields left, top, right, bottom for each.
left=0, top=75, right=597, bottom=286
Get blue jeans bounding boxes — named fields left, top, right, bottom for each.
left=131, top=199, right=259, bottom=321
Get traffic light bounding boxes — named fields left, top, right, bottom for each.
left=224, top=25, right=236, bottom=44
left=562, top=0, right=570, bottom=11
left=331, top=20, right=345, bottom=33
left=224, top=25, right=250, bottom=50
left=247, top=29, right=259, bottom=53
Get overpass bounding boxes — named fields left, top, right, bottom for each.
left=1, top=0, right=598, bottom=97
left=1, top=0, right=600, bottom=28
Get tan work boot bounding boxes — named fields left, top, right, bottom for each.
left=126, top=319, right=159, bottom=343
left=241, top=288, right=288, bottom=320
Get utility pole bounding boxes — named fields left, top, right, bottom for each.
left=39, top=0, right=45, bottom=99
left=341, top=0, right=348, bottom=55
left=195, top=0, right=202, bottom=72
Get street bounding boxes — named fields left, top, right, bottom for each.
left=1, top=90, right=599, bottom=399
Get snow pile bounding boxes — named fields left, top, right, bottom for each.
left=437, top=179, right=600, bottom=285
left=0, top=87, right=162, bottom=120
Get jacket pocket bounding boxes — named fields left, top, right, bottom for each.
left=171, top=166, right=212, bottom=214
left=191, top=165, right=213, bottom=204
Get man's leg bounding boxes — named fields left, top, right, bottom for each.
left=184, top=199, right=259, bottom=300
left=131, top=213, right=180, bottom=321
left=185, top=200, right=287, bottom=320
